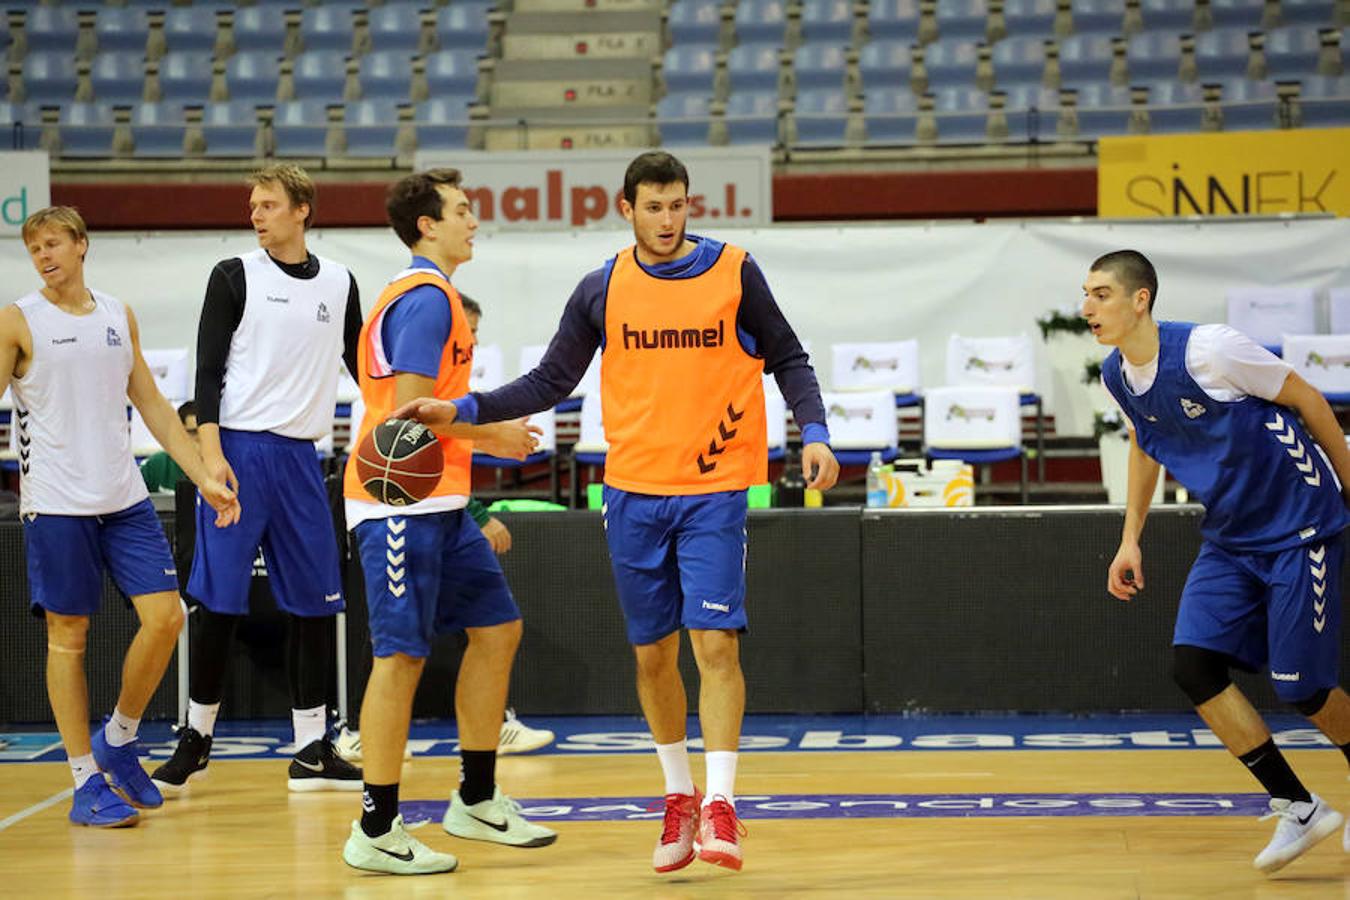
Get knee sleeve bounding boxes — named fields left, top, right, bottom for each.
left=1172, top=644, right=1232, bottom=707
left=1290, top=687, right=1331, bottom=717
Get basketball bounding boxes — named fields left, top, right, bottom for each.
left=355, top=418, right=443, bottom=506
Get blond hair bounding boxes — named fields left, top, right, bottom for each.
left=248, top=163, right=316, bottom=228
left=22, top=206, right=89, bottom=249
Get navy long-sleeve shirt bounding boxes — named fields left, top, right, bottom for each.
left=453, top=235, right=829, bottom=445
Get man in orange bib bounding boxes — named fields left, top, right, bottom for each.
left=394, top=151, right=839, bottom=873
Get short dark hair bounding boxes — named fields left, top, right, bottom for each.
left=1090, top=249, right=1159, bottom=312
left=386, top=168, right=464, bottom=249
left=458, top=293, right=481, bottom=317
left=622, top=151, right=689, bottom=205
left=176, top=400, right=197, bottom=425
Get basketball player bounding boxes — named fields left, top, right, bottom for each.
left=393, top=151, right=840, bottom=872
left=152, top=165, right=363, bottom=795
left=340, top=168, right=555, bottom=875
left=3, top=206, right=239, bottom=827
left=1086, top=249, right=1350, bottom=873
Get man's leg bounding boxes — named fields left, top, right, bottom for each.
left=151, top=607, right=238, bottom=795
left=117, top=592, right=185, bottom=719
left=1300, top=687, right=1350, bottom=753
left=359, top=652, right=425, bottom=833
left=688, top=627, right=744, bottom=793
left=454, top=619, right=521, bottom=803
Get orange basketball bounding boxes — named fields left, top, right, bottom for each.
left=355, top=418, right=443, bottom=505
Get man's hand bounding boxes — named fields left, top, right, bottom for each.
left=199, top=477, right=241, bottom=528
left=1108, top=541, right=1144, bottom=601
left=481, top=517, right=512, bottom=554
left=202, top=449, right=239, bottom=497
left=389, top=397, right=459, bottom=431
left=474, top=419, right=543, bottom=461
left=802, top=442, right=840, bottom=491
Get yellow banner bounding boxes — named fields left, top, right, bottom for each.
left=1098, top=129, right=1350, bottom=218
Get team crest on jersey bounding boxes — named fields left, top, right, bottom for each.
left=316, top=302, right=330, bottom=323
left=1179, top=398, right=1206, bottom=419
left=106, top=327, right=121, bottom=347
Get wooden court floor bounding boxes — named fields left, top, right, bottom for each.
left=2, top=749, right=1349, bottom=899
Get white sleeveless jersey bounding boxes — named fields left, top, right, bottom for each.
left=11, top=290, right=149, bottom=516
left=218, top=248, right=350, bottom=440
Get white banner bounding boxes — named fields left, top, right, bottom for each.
left=412, top=147, right=773, bottom=230
left=0, top=152, right=51, bottom=237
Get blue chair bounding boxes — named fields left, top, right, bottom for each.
left=201, top=101, right=258, bottom=157
left=662, top=45, right=718, bottom=96
left=723, top=89, right=780, bottom=144
left=992, top=36, right=1049, bottom=86
left=1195, top=28, right=1255, bottom=80
left=1299, top=74, right=1350, bottom=126
left=59, top=102, right=116, bottom=158
left=862, top=87, right=920, bottom=142
left=794, top=42, right=849, bottom=93
left=922, top=385, right=1028, bottom=504
left=24, top=8, right=79, bottom=54
left=1073, top=83, right=1136, bottom=138
left=866, top=0, right=922, bottom=43
left=1068, top=0, right=1125, bottom=35
left=726, top=43, right=784, bottom=94
left=163, top=8, right=219, bottom=55
left=1217, top=78, right=1280, bottom=129
left=273, top=99, right=331, bottom=156
left=159, top=51, right=215, bottom=103
left=1059, top=34, right=1117, bottom=84
left=90, top=53, right=147, bottom=105
left=1003, top=0, right=1057, bottom=38
left=131, top=102, right=185, bottom=157
left=226, top=51, right=282, bottom=104
left=822, top=390, right=902, bottom=470
left=923, top=39, right=982, bottom=88
left=95, top=8, right=151, bottom=56
left=233, top=6, right=289, bottom=57
left=415, top=96, right=473, bottom=149
left=932, top=86, right=989, bottom=143
left=1126, top=31, right=1184, bottom=81
left=668, top=0, right=723, bottom=47
left=22, top=53, right=79, bottom=106
left=1138, top=0, right=1195, bottom=32
left=345, top=99, right=403, bottom=157
left=1264, top=26, right=1325, bottom=80
left=369, top=4, right=425, bottom=54
left=793, top=88, right=850, bottom=145
left=1002, top=83, right=1060, bottom=139
left=1210, top=0, right=1267, bottom=29
left=292, top=50, right=348, bottom=104
left=656, top=93, right=712, bottom=146
left=359, top=51, right=414, bottom=101
left=858, top=39, right=914, bottom=92
left=935, top=0, right=990, bottom=42
left=800, top=0, right=855, bottom=45
left=1279, top=0, right=1337, bottom=27
left=1145, top=80, right=1206, bottom=132
left=435, top=3, right=492, bottom=52
left=734, top=0, right=789, bottom=47
left=301, top=6, right=358, bottom=55
left=425, top=49, right=481, bottom=96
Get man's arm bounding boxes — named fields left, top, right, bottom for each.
left=342, top=272, right=362, bottom=382
left=1274, top=370, right=1350, bottom=505
left=0, top=305, right=30, bottom=401
left=193, top=259, right=246, bottom=491
left=392, top=373, right=539, bottom=460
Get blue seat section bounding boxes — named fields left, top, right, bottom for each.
left=866, top=0, right=922, bottom=43
left=734, top=0, right=790, bottom=47
left=1264, top=26, right=1324, bottom=80
left=656, top=93, right=711, bottom=146
left=273, top=99, right=331, bottom=156
left=1073, top=83, right=1135, bottom=138
left=858, top=39, right=913, bottom=91
left=160, top=51, right=215, bottom=103
left=923, top=39, right=981, bottom=88
left=800, top=0, right=855, bottom=44
left=1194, top=28, right=1254, bottom=80
left=0, top=102, right=40, bottom=128
left=793, top=88, right=850, bottom=145
left=862, top=87, right=919, bottom=142
left=233, top=6, right=289, bottom=57
left=201, top=101, right=258, bottom=157
left=1003, top=0, right=1057, bottom=38
left=131, top=102, right=186, bottom=158
left=23, top=53, right=79, bottom=105
left=90, top=53, right=147, bottom=105
left=794, top=42, right=849, bottom=92
left=1126, top=32, right=1183, bottom=81
left=226, top=51, right=282, bottom=103
left=416, top=96, right=473, bottom=150
left=369, top=4, right=425, bottom=54
left=934, top=0, right=990, bottom=42
left=95, top=8, right=151, bottom=56
left=1002, top=84, right=1059, bottom=139
left=345, top=99, right=403, bottom=157
left=992, top=36, right=1048, bottom=85
left=726, top=43, right=783, bottom=93
left=1144, top=80, right=1205, bottom=132
left=1279, top=0, right=1337, bottom=27
left=1138, top=0, right=1195, bottom=32
left=1217, top=77, right=1280, bottom=129
left=1058, top=34, right=1116, bottom=83
left=59, top=102, right=115, bottom=157
left=292, top=50, right=348, bottom=104
left=436, top=3, right=492, bottom=52
left=301, top=6, right=358, bottom=55
left=1068, top=0, right=1124, bottom=35
left=1298, top=74, right=1350, bottom=126
left=425, top=49, right=480, bottom=96
left=359, top=51, right=414, bottom=100
left=164, top=8, right=219, bottom=55
left=1004, top=82, right=1060, bottom=111
left=667, top=0, right=723, bottom=46
left=932, top=85, right=989, bottom=142
left=663, top=45, right=718, bottom=96
left=723, top=89, right=780, bottom=144
left=1210, top=0, right=1266, bottom=29
left=25, top=8, right=79, bottom=54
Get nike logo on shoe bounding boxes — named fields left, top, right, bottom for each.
left=294, top=758, right=326, bottom=773
left=468, top=813, right=511, bottom=833
left=377, top=846, right=415, bottom=862
left=1297, top=805, right=1317, bottom=826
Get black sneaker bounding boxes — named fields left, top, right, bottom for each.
left=150, top=725, right=211, bottom=798
left=288, top=738, right=363, bottom=793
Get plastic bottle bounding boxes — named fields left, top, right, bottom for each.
left=866, top=450, right=887, bottom=508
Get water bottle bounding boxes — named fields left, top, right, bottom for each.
left=866, top=451, right=887, bottom=508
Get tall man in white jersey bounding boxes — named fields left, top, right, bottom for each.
left=152, top=165, right=364, bottom=794
left=1, top=206, right=239, bottom=827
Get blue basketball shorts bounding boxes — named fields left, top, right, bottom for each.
left=602, top=486, right=749, bottom=646
left=352, top=509, right=521, bottom=659
left=187, top=429, right=343, bottom=617
left=24, top=498, right=179, bottom=617
left=1174, top=535, right=1345, bottom=702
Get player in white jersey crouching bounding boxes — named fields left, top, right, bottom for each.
left=1, top=206, right=239, bottom=827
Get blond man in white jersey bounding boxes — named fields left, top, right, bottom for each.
left=0, top=206, right=239, bottom=828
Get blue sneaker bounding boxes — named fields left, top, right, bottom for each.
left=91, top=728, right=162, bottom=809
left=69, top=773, right=139, bottom=828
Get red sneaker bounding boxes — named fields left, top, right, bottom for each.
left=652, top=788, right=702, bottom=873
left=697, top=796, right=746, bottom=871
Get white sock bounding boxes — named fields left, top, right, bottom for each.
left=69, top=753, right=98, bottom=789
left=188, top=700, right=220, bottom=737
left=105, top=708, right=139, bottom=748
left=655, top=739, right=695, bottom=795
left=293, top=705, right=327, bottom=750
left=704, top=751, right=738, bottom=807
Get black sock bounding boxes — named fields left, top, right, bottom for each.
left=459, top=750, right=497, bottom=805
left=1238, top=739, right=1312, bottom=803
left=287, top=614, right=333, bottom=710
left=190, top=609, right=241, bottom=705
left=360, top=782, right=400, bottom=838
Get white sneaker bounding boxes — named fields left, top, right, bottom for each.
left=1253, top=794, right=1343, bottom=874
left=442, top=786, right=558, bottom=848
left=341, top=815, right=458, bottom=875
left=334, top=727, right=412, bottom=764
left=498, top=709, right=554, bottom=755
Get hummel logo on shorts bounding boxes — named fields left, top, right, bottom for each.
left=702, top=600, right=731, bottom=613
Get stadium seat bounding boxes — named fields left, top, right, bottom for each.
left=794, top=42, right=850, bottom=93
left=90, top=53, right=147, bottom=105
left=1284, top=334, right=1350, bottom=401
left=1145, top=80, right=1207, bottom=132
left=94, top=8, right=151, bottom=56
left=792, top=88, right=851, bottom=145
left=1002, top=84, right=1060, bottom=139
left=233, top=6, right=289, bottom=58
left=723, top=89, right=781, bottom=144
left=130, top=102, right=186, bottom=158
left=201, top=101, right=259, bottom=157
left=1217, top=77, right=1283, bottom=129
left=1210, top=0, right=1268, bottom=30
left=800, top=0, right=856, bottom=45
left=823, top=390, right=901, bottom=466
left=291, top=50, right=348, bottom=104
left=1058, top=34, right=1118, bottom=84
left=858, top=40, right=915, bottom=92
left=1003, top=0, right=1058, bottom=38
left=1068, top=83, right=1136, bottom=138
left=656, top=93, right=712, bottom=146
left=1126, top=31, right=1186, bottom=81
left=1068, top=0, right=1125, bottom=35
left=662, top=45, right=719, bottom=96
left=862, top=87, right=920, bottom=142
left=867, top=0, right=923, bottom=44
left=932, top=86, right=991, bottom=142
left=734, top=0, right=790, bottom=47
left=923, top=385, right=1027, bottom=503
left=923, top=39, right=982, bottom=88
left=435, top=3, right=492, bottom=52
left=726, top=43, right=784, bottom=94
left=300, top=5, right=358, bottom=56
left=159, top=51, right=215, bottom=103
left=1227, top=287, right=1316, bottom=353
left=1298, top=73, right=1350, bottom=125
left=667, top=0, right=724, bottom=47
left=1279, top=0, right=1338, bottom=27
left=359, top=51, right=414, bottom=101
left=935, top=0, right=991, bottom=42
left=832, top=341, right=922, bottom=399
left=416, top=97, right=473, bottom=150
left=992, top=36, right=1049, bottom=85
left=1264, top=25, right=1325, bottom=80
left=344, top=99, right=403, bottom=158
left=24, top=7, right=80, bottom=55
left=368, top=4, right=425, bottom=54
left=272, top=99, right=332, bottom=157
left=1194, top=28, right=1255, bottom=80
left=225, top=51, right=282, bottom=104
left=1138, top=0, right=1196, bottom=33
left=163, top=8, right=220, bottom=55
left=59, top=102, right=116, bottom=158
left=22, top=53, right=80, bottom=106
left=424, top=49, right=481, bottom=97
